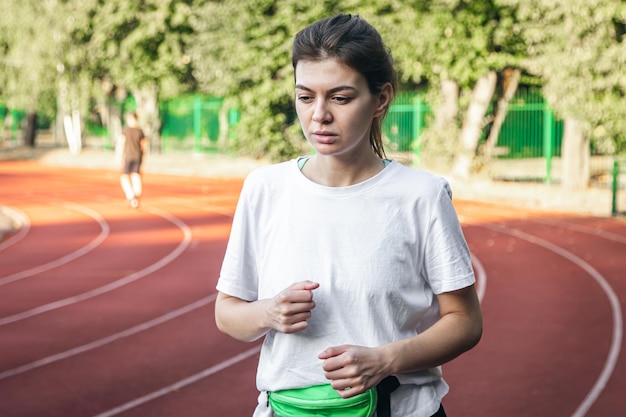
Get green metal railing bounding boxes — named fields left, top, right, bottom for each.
left=612, top=159, right=625, bottom=216
left=0, top=106, right=26, bottom=144
left=494, top=87, right=564, bottom=183
left=383, top=92, right=428, bottom=155
left=160, top=94, right=224, bottom=153
left=158, top=92, right=429, bottom=156
left=3, top=89, right=622, bottom=205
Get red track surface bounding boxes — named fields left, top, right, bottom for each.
left=0, top=161, right=624, bottom=417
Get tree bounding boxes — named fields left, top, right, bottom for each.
left=376, top=0, right=526, bottom=176
left=190, top=0, right=352, bottom=161
left=511, top=0, right=626, bottom=189
left=84, top=0, right=197, bottom=153
left=481, top=67, right=522, bottom=163
left=0, top=0, right=67, bottom=147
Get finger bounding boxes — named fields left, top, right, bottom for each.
left=278, top=291, right=317, bottom=306
left=320, top=347, right=365, bottom=375
left=279, top=320, right=310, bottom=334
left=277, top=310, right=313, bottom=326
left=333, top=382, right=364, bottom=398
left=275, top=297, right=316, bottom=315
left=289, top=280, right=319, bottom=291
left=302, top=280, right=320, bottom=290
left=318, top=345, right=349, bottom=360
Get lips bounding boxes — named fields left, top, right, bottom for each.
left=312, top=130, right=337, bottom=144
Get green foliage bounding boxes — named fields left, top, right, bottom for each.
left=511, top=0, right=626, bottom=154
left=85, top=0, right=197, bottom=98
left=0, top=0, right=66, bottom=114
left=376, top=0, right=524, bottom=88
left=1, top=0, right=624, bottom=161
left=374, top=0, right=526, bottom=166
left=190, top=0, right=349, bottom=160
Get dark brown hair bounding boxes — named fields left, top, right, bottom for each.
left=292, top=14, right=397, bottom=158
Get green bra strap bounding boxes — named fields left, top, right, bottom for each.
left=297, top=156, right=311, bottom=170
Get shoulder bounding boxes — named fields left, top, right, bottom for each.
left=240, top=160, right=296, bottom=195
left=386, top=161, right=451, bottom=199
left=244, top=160, right=293, bottom=183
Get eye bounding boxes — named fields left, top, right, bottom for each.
left=331, top=96, right=352, bottom=104
left=296, top=94, right=314, bottom=103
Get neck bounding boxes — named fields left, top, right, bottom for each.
left=302, top=153, right=384, bottom=187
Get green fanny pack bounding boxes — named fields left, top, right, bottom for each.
left=268, top=384, right=377, bottom=417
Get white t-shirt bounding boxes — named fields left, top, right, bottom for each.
left=217, top=158, right=475, bottom=417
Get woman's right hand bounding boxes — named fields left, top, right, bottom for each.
left=215, top=281, right=319, bottom=342
left=265, top=281, right=319, bottom=334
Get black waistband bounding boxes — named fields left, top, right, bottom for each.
left=375, top=376, right=400, bottom=417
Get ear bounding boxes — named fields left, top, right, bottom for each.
left=373, top=83, right=393, bottom=118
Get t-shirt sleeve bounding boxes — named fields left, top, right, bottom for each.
left=422, top=180, right=475, bottom=294
left=216, top=177, right=260, bottom=301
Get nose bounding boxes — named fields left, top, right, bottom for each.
left=312, top=100, right=331, bottom=124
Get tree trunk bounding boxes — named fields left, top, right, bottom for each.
left=132, top=85, right=162, bottom=153
left=23, top=111, right=38, bottom=147
left=107, top=102, right=123, bottom=150
left=57, top=76, right=83, bottom=154
left=63, top=110, right=82, bottom=154
left=434, top=79, right=459, bottom=131
left=452, top=71, right=498, bottom=179
left=419, top=80, right=460, bottom=170
left=561, top=118, right=590, bottom=189
left=482, top=68, right=521, bottom=162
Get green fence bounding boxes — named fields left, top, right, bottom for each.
left=383, top=92, right=428, bottom=154
left=0, top=106, right=27, bottom=144
left=494, top=88, right=563, bottom=160
left=160, top=95, right=228, bottom=153
left=158, top=93, right=428, bottom=155
left=612, top=159, right=626, bottom=216
left=380, top=87, right=565, bottom=182
left=3, top=89, right=621, bottom=196
left=493, top=87, right=565, bottom=183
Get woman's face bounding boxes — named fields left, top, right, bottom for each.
left=295, top=59, right=386, bottom=158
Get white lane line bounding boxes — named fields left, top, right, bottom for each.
left=0, top=294, right=217, bottom=380
left=160, top=197, right=236, bottom=218
left=87, top=255, right=486, bottom=417
left=0, top=202, right=109, bottom=286
left=481, top=223, right=622, bottom=417
left=91, top=345, right=261, bottom=417
left=0, top=206, right=192, bottom=326
left=0, top=205, right=30, bottom=253
left=531, top=218, right=626, bottom=244
left=459, top=203, right=626, bottom=245
left=84, top=256, right=485, bottom=416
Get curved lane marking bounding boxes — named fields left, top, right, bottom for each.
left=88, top=254, right=487, bottom=417
left=458, top=203, right=626, bottom=245
left=480, top=223, right=622, bottom=417
left=0, top=206, right=30, bottom=253
left=531, top=218, right=626, bottom=244
left=91, top=345, right=261, bottom=417
left=0, top=294, right=216, bottom=380
left=0, top=203, right=109, bottom=286
left=162, top=197, right=236, bottom=218
left=1, top=201, right=483, bottom=413
left=0, top=206, right=192, bottom=326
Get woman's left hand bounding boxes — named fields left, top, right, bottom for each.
left=318, top=345, right=388, bottom=398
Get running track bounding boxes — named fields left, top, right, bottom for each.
left=0, top=161, right=624, bottom=417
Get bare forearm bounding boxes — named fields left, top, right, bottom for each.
left=215, top=281, right=319, bottom=343
left=382, top=309, right=482, bottom=375
left=215, top=293, right=270, bottom=342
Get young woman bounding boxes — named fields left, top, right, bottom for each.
left=215, top=14, right=482, bottom=417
